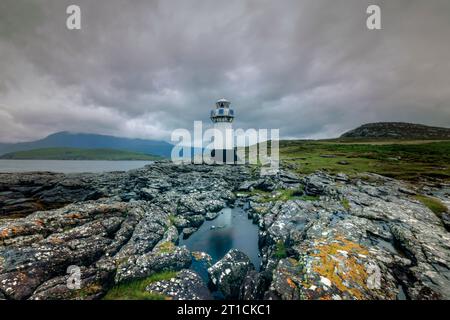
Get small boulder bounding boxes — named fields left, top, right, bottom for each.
left=206, top=211, right=221, bottom=220
left=239, top=270, right=268, bottom=300
left=188, top=215, right=205, bottom=228
left=115, top=245, right=192, bottom=284
left=182, top=227, right=198, bottom=239
left=140, top=188, right=158, bottom=200
left=172, top=216, right=190, bottom=229
left=208, top=249, right=254, bottom=299
left=146, top=269, right=212, bottom=300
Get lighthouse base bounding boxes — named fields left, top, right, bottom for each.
left=211, top=148, right=237, bottom=164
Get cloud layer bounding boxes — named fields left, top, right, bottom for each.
left=1, top=0, right=449, bottom=142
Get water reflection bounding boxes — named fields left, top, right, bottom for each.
left=179, top=206, right=261, bottom=270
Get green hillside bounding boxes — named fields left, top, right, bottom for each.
left=0, top=147, right=163, bottom=161
left=279, top=140, right=450, bottom=181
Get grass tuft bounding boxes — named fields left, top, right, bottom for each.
left=414, top=195, right=448, bottom=218
left=274, top=240, right=287, bottom=259
left=341, top=198, right=351, bottom=211
left=103, top=271, right=177, bottom=300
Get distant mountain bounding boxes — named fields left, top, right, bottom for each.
left=0, top=147, right=163, bottom=161
left=341, top=122, right=450, bottom=140
left=0, top=132, right=173, bottom=158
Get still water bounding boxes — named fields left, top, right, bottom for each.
left=179, top=206, right=261, bottom=271
left=0, top=159, right=153, bottom=173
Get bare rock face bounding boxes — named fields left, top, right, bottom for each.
left=0, top=200, right=151, bottom=299
left=269, top=240, right=399, bottom=300
left=146, top=269, right=212, bottom=300
left=208, top=249, right=255, bottom=299
left=239, top=270, right=269, bottom=300
left=0, top=172, right=105, bottom=217
left=114, top=245, right=192, bottom=284
left=0, top=162, right=246, bottom=300
left=252, top=171, right=450, bottom=300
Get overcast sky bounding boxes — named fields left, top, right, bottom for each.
left=0, top=0, right=449, bottom=143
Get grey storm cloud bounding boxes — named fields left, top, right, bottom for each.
left=0, top=0, right=449, bottom=142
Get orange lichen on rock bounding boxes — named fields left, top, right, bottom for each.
left=66, top=213, right=83, bottom=219
left=34, top=219, right=45, bottom=227
left=10, top=225, right=25, bottom=236
left=287, top=277, right=297, bottom=289
left=0, top=228, right=9, bottom=240
left=310, top=236, right=370, bottom=299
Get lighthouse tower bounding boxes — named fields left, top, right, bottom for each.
left=210, top=98, right=235, bottom=163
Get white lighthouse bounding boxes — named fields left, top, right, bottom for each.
left=210, top=98, right=236, bottom=163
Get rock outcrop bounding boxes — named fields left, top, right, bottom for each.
left=247, top=171, right=450, bottom=300
left=0, top=161, right=449, bottom=300
left=146, top=269, right=212, bottom=300
left=208, top=249, right=255, bottom=299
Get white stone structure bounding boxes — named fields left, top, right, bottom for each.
left=210, top=98, right=235, bottom=163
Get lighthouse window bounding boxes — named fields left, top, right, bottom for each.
left=229, top=110, right=234, bottom=116
left=219, top=109, right=224, bottom=115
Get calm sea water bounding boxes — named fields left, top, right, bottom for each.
left=0, top=159, right=153, bottom=173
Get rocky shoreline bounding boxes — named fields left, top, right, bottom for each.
left=0, top=161, right=449, bottom=300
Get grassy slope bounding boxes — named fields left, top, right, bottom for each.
left=279, top=140, right=450, bottom=181
left=0, top=147, right=163, bottom=161
left=103, top=271, right=177, bottom=300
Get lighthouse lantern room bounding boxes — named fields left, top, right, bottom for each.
left=210, top=98, right=236, bottom=163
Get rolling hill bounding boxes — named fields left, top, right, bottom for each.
left=0, top=132, right=173, bottom=158
left=340, top=122, right=450, bottom=140
left=0, top=148, right=163, bottom=161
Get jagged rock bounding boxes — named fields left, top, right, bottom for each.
left=172, top=216, right=190, bottom=229
left=139, top=188, right=157, bottom=200
left=205, top=199, right=226, bottom=212
left=238, top=181, right=258, bottom=191
left=258, top=172, right=450, bottom=300
left=1, top=161, right=450, bottom=301
left=0, top=200, right=148, bottom=300
left=239, top=270, right=268, bottom=300
left=335, top=173, right=349, bottom=182
left=303, top=173, right=329, bottom=196
left=206, top=211, right=221, bottom=220
left=208, top=249, right=255, bottom=299
left=115, top=245, right=191, bottom=284
left=146, top=269, right=212, bottom=300
left=120, top=192, right=137, bottom=202
left=182, top=227, right=198, bottom=239
left=29, top=266, right=114, bottom=300
left=257, top=179, right=276, bottom=192
left=268, top=238, right=399, bottom=300
left=188, top=215, right=205, bottom=228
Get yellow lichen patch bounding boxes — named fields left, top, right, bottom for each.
left=310, top=236, right=370, bottom=300
left=48, top=237, right=64, bottom=244
left=192, top=251, right=210, bottom=261
left=72, top=283, right=103, bottom=299
left=155, top=241, right=175, bottom=254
